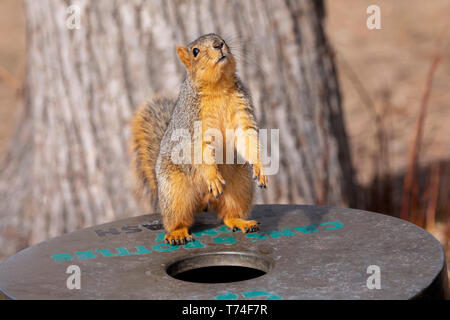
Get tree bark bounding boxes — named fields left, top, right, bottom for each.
left=0, top=0, right=355, bottom=259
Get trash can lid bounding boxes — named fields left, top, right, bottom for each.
left=0, top=204, right=447, bottom=299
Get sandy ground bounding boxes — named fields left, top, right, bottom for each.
left=0, top=0, right=449, bottom=292
left=0, top=0, right=24, bottom=155
left=326, top=0, right=450, bottom=185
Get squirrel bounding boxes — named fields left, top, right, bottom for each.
left=130, top=34, right=267, bottom=245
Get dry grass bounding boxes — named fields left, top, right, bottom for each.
left=327, top=0, right=450, bottom=184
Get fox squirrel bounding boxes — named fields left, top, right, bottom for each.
left=131, top=34, right=267, bottom=245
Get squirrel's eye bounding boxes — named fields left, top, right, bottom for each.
left=193, top=48, right=200, bottom=57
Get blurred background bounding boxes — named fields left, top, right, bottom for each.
left=0, top=0, right=448, bottom=279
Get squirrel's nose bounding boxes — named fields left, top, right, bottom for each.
left=213, top=41, right=224, bottom=50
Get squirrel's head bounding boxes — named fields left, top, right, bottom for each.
left=177, top=34, right=236, bottom=87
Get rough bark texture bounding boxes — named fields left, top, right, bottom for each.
left=0, top=0, right=355, bottom=260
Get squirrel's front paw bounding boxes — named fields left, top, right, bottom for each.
left=252, top=163, right=268, bottom=188
left=206, top=171, right=226, bottom=198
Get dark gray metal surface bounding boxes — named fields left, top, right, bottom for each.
left=0, top=205, right=448, bottom=299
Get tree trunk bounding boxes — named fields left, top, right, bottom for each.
left=0, top=0, right=355, bottom=260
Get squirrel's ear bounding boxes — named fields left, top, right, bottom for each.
left=177, top=46, right=191, bottom=68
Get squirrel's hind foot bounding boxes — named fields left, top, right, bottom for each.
left=165, top=228, right=193, bottom=245
left=224, top=218, right=260, bottom=234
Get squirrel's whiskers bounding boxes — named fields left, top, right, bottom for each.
left=221, top=33, right=259, bottom=69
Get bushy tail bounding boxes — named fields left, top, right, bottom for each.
left=130, top=97, right=176, bottom=206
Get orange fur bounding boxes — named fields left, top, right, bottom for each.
left=130, top=97, right=175, bottom=208
left=131, top=34, right=267, bottom=244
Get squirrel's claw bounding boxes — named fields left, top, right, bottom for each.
left=207, top=172, right=226, bottom=198
left=252, top=163, right=268, bottom=189
left=165, top=228, right=192, bottom=246
left=224, top=218, right=260, bottom=234
left=245, top=224, right=259, bottom=233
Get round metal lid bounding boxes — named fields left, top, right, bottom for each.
left=0, top=205, right=447, bottom=299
